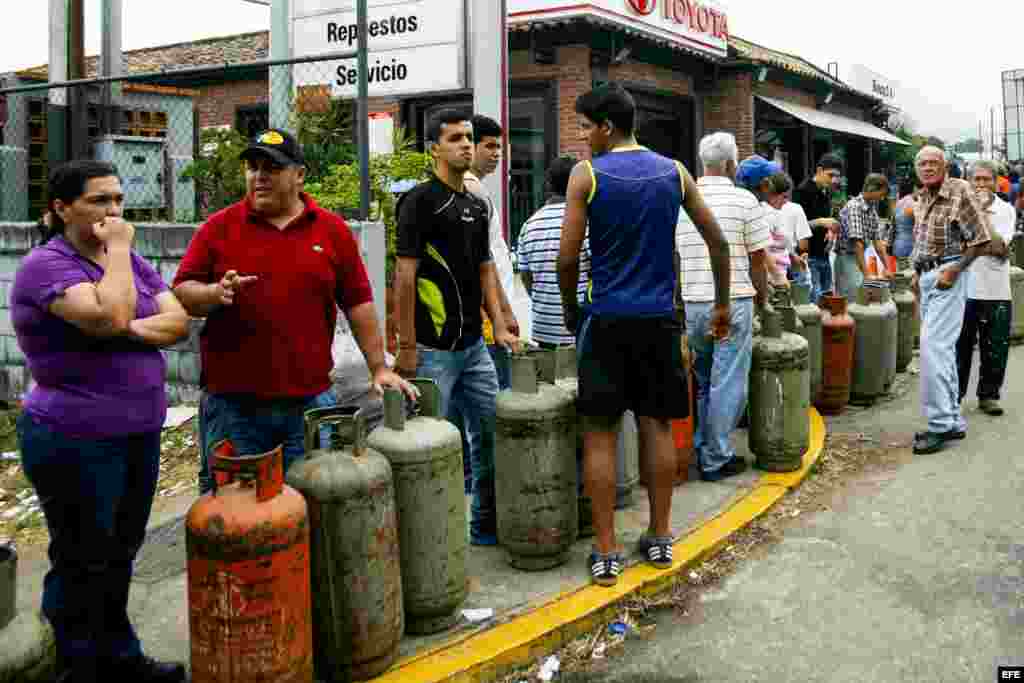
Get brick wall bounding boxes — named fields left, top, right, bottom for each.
left=704, top=71, right=754, bottom=159
left=512, top=45, right=592, bottom=159
left=607, top=61, right=693, bottom=96
left=195, top=78, right=270, bottom=129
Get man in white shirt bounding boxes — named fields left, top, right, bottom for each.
left=516, top=155, right=589, bottom=347
left=778, top=184, right=813, bottom=300
left=464, top=114, right=527, bottom=389
left=956, top=159, right=1014, bottom=416
left=678, top=133, right=772, bottom=482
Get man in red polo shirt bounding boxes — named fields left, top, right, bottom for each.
left=174, top=128, right=414, bottom=491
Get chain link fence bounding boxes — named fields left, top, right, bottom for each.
left=0, top=52, right=361, bottom=224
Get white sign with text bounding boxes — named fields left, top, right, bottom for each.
left=508, top=0, right=729, bottom=59
left=291, top=0, right=465, bottom=97
left=845, top=64, right=898, bottom=105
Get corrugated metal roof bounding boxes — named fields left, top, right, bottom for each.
left=729, top=36, right=878, bottom=102
left=16, top=31, right=270, bottom=81
left=757, top=95, right=909, bottom=145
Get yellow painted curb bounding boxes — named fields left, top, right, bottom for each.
left=375, top=408, right=827, bottom=683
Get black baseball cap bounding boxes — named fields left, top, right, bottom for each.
left=240, top=128, right=305, bottom=167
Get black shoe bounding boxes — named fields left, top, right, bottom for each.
left=700, top=456, right=748, bottom=482
left=912, top=430, right=964, bottom=455
left=111, top=656, right=186, bottom=683
left=979, top=399, right=1004, bottom=416
left=914, top=429, right=965, bottom=444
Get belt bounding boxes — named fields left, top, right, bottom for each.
left=914, top=255, right=960, bottom=275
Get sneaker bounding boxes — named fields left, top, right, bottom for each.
left=700, top=456, right=748, bottom=482
left=589, top=550, right=623, bottom=587
left=979, top=399, right=1004, bottom=416
left=637, top=535, right=674, bottom=570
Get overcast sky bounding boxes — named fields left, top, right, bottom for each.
left=0, top=0, right=1015, bottom=146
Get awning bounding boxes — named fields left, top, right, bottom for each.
left=756, top=95, right=910, bottom=146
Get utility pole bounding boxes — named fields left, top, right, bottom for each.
left=100, top=0, right=123, bottom=136
left=357, top=0, right=370, bottom=220
left=991, top=107, right=996, bottom=162
left=269, top=0, right=291, bottom=130
left=47, top=0, right=69, bottom=170
left=68, top=0, right=89, bottom=160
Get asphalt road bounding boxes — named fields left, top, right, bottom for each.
left=584, top=347, right=1024, bottom=683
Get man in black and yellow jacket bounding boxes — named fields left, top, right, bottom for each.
left=395, top=109, right=520, bottom=546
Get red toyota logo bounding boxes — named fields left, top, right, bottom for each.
left=626, top=0, right=656, bottom=16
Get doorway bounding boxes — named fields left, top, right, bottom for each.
left=628, top=89, right=696, bottom=172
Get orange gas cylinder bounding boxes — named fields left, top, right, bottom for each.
left=186, top=441, right=313, bottom=683
left=816, top=295, right=856, bottom=415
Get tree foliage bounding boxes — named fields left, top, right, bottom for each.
left=305, top=126, right=431, bottom=281
left=180, top=128, right=248, bottom=216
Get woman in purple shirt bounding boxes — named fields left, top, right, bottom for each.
left=11, top=161, right=189, bottom=683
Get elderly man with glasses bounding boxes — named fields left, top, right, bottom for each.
left=910, top=146, right=992, bottom=455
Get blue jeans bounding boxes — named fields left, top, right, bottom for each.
left=891, top=227, right=914, bottom=258
left=919, top=263, right=968, bottom=434
left=17, top=414, right=160, bottom=677
left=833, top=253, right=864, bottom=302
left=198, top=389, right=337, bottom=494
left=687, top=298, right=755, bottom=473
left=808, top=256, right=833, bottom=304
left=416, top=339, right=498, bottom=538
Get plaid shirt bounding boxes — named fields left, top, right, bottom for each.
left=911, top=177, right=991, bottom=263
left=836, top=195, right=879, bottom=255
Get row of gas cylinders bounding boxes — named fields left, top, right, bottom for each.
left=181, top=349, right=655, bottom=683
left=757, top=262, right=1024, bottom=432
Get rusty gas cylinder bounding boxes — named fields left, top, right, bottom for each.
left=286, top=407, right=403, bottom=682
left=497, top=351, right=578, bottom=570
left=186, top=441, right=313, bottom=683
left=901, top=268, right=921, bottom=349
left=1011, top=267, right=1024, bottom=345
left=891, top=273, right=916, bottom=372
left=848, top=284, right=895, bottom=404
left=815, top=295, right=856, bottom=415
left=792, top=286, right=823, bottom=405
left=366, top=380, right=468, bottom=635
left=749, top=307, right=810, bottom=472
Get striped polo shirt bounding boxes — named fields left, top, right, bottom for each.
left=676, top=175, right=772, bottom=303
left=516, top=200, right=590, bottom=345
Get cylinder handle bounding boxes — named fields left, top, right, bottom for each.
left=210, top=440, right=284, bottom=502
left=303, top=405, right=367, bottom=456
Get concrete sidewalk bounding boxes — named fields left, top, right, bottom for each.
left=11, top=410, right=826, bottom=682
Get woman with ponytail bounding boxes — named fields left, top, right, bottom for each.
left=10, top=160, right=189, bottom=683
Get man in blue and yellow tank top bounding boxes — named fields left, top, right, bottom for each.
left=558, top=84, right=733, bottom=586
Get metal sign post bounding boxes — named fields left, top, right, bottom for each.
left=357, top=0, right=370, bottom=220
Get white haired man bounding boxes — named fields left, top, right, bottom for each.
left=678, top=132, right=772, bottom=481
left=911, top=146, right=992, bottom=455
left=955, top=160, right=1014, bottom=416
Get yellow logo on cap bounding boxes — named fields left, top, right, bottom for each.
left=259, top=131, right=285, bottom=145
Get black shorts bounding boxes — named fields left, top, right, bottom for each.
left=576, top=314, right=690, bottom=420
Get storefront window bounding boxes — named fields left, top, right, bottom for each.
left=509, top=85, right=554, bottom=247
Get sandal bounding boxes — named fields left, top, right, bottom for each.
left=589, top=550, right=623, bottom=587
left=637, top=535, right=674, bottom=570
